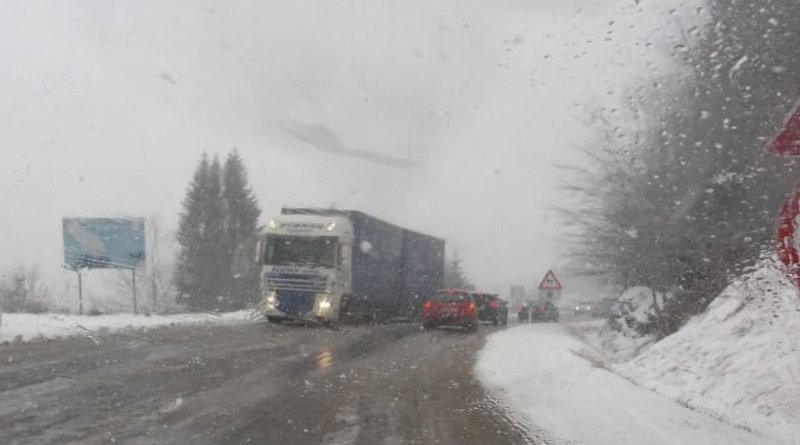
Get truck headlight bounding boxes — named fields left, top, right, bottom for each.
left=266, top=291, right=277, bottom=308
left=316, top=294, right=333, bottom=315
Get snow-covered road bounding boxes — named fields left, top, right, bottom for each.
left=476, top=323, right=770, bottom=445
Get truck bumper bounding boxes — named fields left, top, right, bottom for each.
left=260, top=290, right=341, bottom=321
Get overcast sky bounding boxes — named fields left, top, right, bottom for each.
left=0, top=0, right=705, bottom=299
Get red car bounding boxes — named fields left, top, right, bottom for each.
left=422, top=289, right=479, bottom=332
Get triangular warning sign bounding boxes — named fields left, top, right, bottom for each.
left=538, top=269, right=562, bottom=290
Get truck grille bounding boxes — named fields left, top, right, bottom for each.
left=276, top=290, right=316, bottom=316
left=267, top=272, right=327, bottom=292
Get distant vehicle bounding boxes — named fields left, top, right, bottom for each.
left=591, top=298, right=616, bottom=318
left=574, top=301, right=593, bottom=315
left=473, top=292, right=508, bottom=326
left=521, top=300, right=560, bottom=322
left=257, top=208, right=445, bottom=324
left=422, top=289, right=479, bottom=332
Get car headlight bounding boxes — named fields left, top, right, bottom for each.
left=268, top=220, right=277, bottom=229
left=266, top=291, right=277, bottom=308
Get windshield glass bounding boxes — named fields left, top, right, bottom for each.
left=4, top=1, right=800, bottom=443
left=265, top=236, right=337, bottom=267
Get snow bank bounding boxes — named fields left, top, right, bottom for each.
left=476, top=324, right=764, bottom=444
left=0, top=310, right=258, bottom=343
left=614, top=260, right=800, bottom=443
left=567, top=319, right=655, bottom=362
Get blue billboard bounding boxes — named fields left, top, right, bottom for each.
left=63, top=217, right=146, bottom=271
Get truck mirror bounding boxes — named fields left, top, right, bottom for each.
left=255, top=239, right=264, bottom=264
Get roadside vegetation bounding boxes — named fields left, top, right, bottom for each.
left=563, top=0, right=800, bottom=337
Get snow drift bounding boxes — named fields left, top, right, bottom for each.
left=614, top=259, right=800, bottom=443
left=476, top=324, right=763, bottom=444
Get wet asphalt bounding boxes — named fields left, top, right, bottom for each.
left=0, top=320, right=534, bottom=445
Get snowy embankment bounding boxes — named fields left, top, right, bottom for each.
left=0, top=310, right=259, bottom=343
left=608, top=261, right=800, bottom=443
left=476, top=323, right=764, bottom=444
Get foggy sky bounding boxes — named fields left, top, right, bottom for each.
left=0, top=0, right=705, bottom=299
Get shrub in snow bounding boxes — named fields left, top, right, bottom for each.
left=609, top=287, right=666, bottom=337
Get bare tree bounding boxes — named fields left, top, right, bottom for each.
left=146, top=216, right=176, bottom=310
left=562, top=0, right=800, bottom=337
left=0, top=264, right=51, bottom=313
left=113, top=216, right=177, bottom=314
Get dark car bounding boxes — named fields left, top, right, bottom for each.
left=519, top=300, right=559, bottom=322
left=422, top=289, right=479, bottom=332
left=574, top=301, right=593, bottom=315
left=473, top=292, right=509, bottom=326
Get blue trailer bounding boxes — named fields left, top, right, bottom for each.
left=257, top=208, right=444, bottom=323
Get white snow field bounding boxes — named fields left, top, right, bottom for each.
left=476, top=323, right=770, bottom=444
left=611, top=260, right=800, bottom=443
left=0, top=310, right=258, bottom=343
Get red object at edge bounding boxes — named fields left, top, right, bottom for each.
left=777, top=187, right=800, bottom=287
left=769, top=103, right=800, bottom=155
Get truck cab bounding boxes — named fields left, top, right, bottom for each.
left=257, top=213, right=353, bottom=322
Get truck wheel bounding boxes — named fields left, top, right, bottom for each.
left=267, top=316, right=283, bottom=325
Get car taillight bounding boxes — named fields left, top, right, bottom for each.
left=489, top=300, right=499, bottom=309
left=539, top=304, right=546, bottom=311
left=467, top=301, right=476, bottom=312
left=423, top=300, right=434, bottom=312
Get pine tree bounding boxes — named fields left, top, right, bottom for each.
left=175, top=152, right=261, bottom=311
left=222, top=150, right=261, bottom=306
left=443, top=253, right=474, bottom=290
left=175, top=154, right=210, bottom=307
left=204, top=156, right=227, bottom=306
left=175, top=155, right=227, bottom=309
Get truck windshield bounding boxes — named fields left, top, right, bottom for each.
left=265, top=236, right=337, bottom=268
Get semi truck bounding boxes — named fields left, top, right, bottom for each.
left=256, top=208, right=445, bottom=324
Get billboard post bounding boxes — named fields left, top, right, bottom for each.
left=77, top=271, right=83, bottom=315
left=132, top=269, right=137, bottom=314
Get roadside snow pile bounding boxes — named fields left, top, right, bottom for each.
left=567, top=319, right=654, bottom=362
left=565, top=286, right=664, bottom=362
left=614, top=260, right=800, bottom=443
left=0, top=310, right=258, bottom=343
left=476, top=324, right=764, bottom=444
